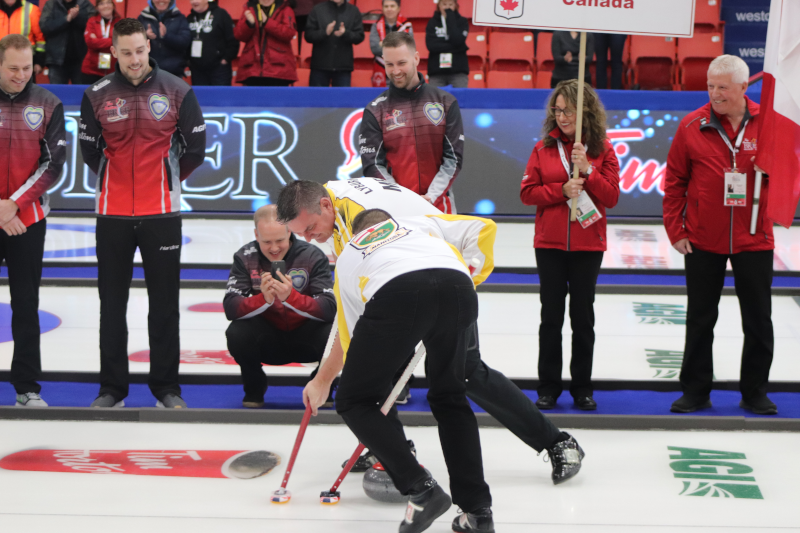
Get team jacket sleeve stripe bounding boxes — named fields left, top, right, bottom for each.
left=426, top=100, right=463, bottom=203
left=238, top=297, right=272, bottom=319
left=12, top=102, right=66, bottom=206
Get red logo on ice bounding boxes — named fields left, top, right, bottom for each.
left=0, top=450, right=280, bottom=479
left=129, top=349, right=313, bottom=367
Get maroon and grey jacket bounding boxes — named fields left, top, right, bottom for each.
left=0, top=80, right=65, bottom=227
left=359, top=73, right=463, bottom=214
left=224, top=234, right=336, bottom=331
left=79, top=59, right=206, bottom=218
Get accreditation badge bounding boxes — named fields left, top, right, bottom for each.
left=98, top=53, right=111, bottom=70
left=568, top=191, right=602, bottom=229
left=191, top=40, right=203, bottom=58
left=439, top=53, right=452, bottom=68
left=724, top=169, right=747, bottom=207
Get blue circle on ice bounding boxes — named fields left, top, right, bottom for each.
left=474, top=199, right=495, bottom=215
left=0, top=303, right=61, bottom=343
left=627, top=110, right=640, bottom=120
left=645, top=128, right=655, bottom=138
left=475, top=113, right=494, bottom=128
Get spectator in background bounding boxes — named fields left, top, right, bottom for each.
left=235, top=0, right=297, bottom=86
left=81, top=0, right=121, bottom=84
left=663, top=55, right=777, bottom=415
left=551, top=30, right=593, bottom=88
left=369, top=0, right=411, bottom=88
left=0, top=0, right=46, bottom=77
left=304, top=0, right=363, bottom=87
left=520, top=80, right=620, bottom=411
left=40, top=0, right=95, bottom=84
left=594, top=33, right=626, bottom=89
left=187, top=0, right=238, bottom=86
left=139, top=0, right=191, bottom=78
left=224, top=205, right=336, bottom=409
left=425, top=0, right=468, bottom=88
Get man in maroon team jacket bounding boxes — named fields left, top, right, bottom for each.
left=663, top=55, right=777, bottom=415
left=359, top=31, right=463, bottom=214
left=0, top=34, right=66, bottom=407
left=79, top=18, right=206, bottom=409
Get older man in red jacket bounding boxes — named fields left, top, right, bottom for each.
left=663, top=55, right=777, bottom=415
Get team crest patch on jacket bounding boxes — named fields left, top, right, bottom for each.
left=423, top=102, right=444, bottom=126
left=22, top=106, right=44, bottom=131
left=148, top=94, right=171, bottom=121
left=288, top=268, right=309, bottom=292
left=385, top=109, right=407, bottom=131
left=350, top=218, right=411, bottom=256
left=105, top=98, right=129, bottom=122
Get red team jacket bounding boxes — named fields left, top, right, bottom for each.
left=79, top=59, right=206, bottom=217
left=359, top=74, right=463, bottom=213
left=663, top=97, right=772, bottom=255
left=223, top=234, right=336, bottom=331
left=0, top=80, right=66, bottom=227
left=81, top=14, right=122, bottom=78
left=521, top=129, right=620, bottom=252
left=234, top=0, right=298, bottom=83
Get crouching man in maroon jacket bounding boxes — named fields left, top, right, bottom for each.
left=663, top=55, right=777, bottom=415
left=224, top=205, right=336, bottom=408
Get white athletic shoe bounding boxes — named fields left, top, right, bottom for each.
left=15, top=392, right=48, bottom=407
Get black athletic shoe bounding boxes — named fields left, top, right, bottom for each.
left=396, top=382, right=411, bottom=405
left=573, top=396, right=597, bottom=410
left=545, top=432, right=585, bottom=485
left=399, top=478, right=452, bottom=533
left=344, top=440, right=416, bottom=472
left=670, top=394, right=712, bottom=413
left=740, top=395, right=778, bottom=415
left=452, top=507, right=495, bottom=533
left=536, top=396, right=556, bottom=410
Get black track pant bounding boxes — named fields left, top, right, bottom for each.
left=96, top=216, right=182, bottom=401
left=2, top=219, right=46, bottom=394
left=226, top=317, right=332, bottom=402
left=536, top=248, right=604, bottom=400
left=682, top=246, right=774, bottom=400
left=336, top=269, right=492, bottom=513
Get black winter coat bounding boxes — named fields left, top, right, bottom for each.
left=139, top=2, right=192, bottom=77
left=186, top=2, right=239, bottom=70
left=39, top=0, right=95, bottom=67
left=304, top=0, right=364, bottom=72
left=425, top=9, right=469, bottom=76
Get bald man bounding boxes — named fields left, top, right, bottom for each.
left=223, top=205, right=336, bottom=408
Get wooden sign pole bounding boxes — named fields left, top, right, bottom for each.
left=570, top=31, right=587, bottom=222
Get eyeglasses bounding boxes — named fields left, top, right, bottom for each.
left=551, top=106, right=575, bottom=118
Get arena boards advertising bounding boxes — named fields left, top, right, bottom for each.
left=47, top=87, right=766, bottom=217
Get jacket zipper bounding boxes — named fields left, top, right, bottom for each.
left=132, top=85, right=138, bottom=216
left=6, top=100, right=12, bottom=198
left=729, top=206, right=733, bottom=255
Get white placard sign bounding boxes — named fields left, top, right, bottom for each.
left=473, top=0, right=696, bottom=37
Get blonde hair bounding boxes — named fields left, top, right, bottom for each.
left=254, top=204, right=279, bottom=227
left=542, top=80, right=608, bottom=158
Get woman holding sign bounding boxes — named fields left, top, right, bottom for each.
left=520, top=79, right=620, bottom=411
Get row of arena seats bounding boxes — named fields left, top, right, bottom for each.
left=33, top=0, right=725, bottom=90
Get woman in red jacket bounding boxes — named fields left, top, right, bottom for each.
left=81, top=0, right=121, bottom=84
left=520, top=80, right=620, bottom=411
left=234, top=0, right=298, bottom=86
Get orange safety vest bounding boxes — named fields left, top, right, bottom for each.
left=0, top=1, right=46, bottom=53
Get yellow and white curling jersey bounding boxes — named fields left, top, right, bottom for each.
left=323, top=178, right=440, bottom=257
left=334, top=217, right=470, bottom=354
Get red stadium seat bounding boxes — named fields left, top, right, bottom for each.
left=351, top=69, right=375, bottom=87
left=459, top=0, right=474, bottom=19
left=356, top=0, right=384, bottom=15
left=467, top=72, right=485, bottom=88
left=353, top=38, right=375, bottom=70
left=535, top=70, right=551, bottom=89
left=300, top=35, right=313, bottom=68
left=414, top=31, right=428, bottom=59
left=629, top=35, right=676, bottom=90
left=409, top=17, right=428, bottom=34
left=694, top=0, right=722, bottom=32
left=294, top=68, right=311, bottom=87
left=218, top=0, right=246, bottom=19
left=466, top=31, right=487, bottom=71
left=535, top=31, right=554, bottom=72
left=486, top=70, right=533, bottom=89
left=403, top=0, right=436, bottom=19
left=677, top=32, right=723, bottom=90
left=489, top=31, right=534, bottom=71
